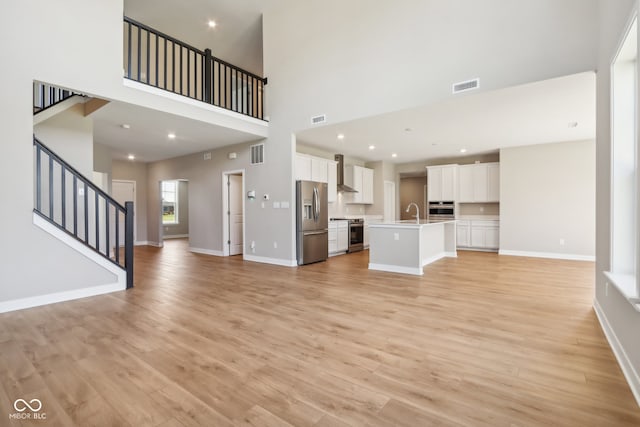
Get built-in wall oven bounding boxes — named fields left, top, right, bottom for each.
left=348, top=218, right=364, bottom=253
left=428, top=201, right=455, bottom=220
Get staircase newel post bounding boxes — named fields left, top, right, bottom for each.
left=204, top=48, right=212, bottom=104
left=125, top=201, right=134, bottom=289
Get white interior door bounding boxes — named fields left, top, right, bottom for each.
left=384, top=181, right=396, bottom=222
left=228, top=175, right=243, bottom=255
left=112, top=180, right=135, bottom=245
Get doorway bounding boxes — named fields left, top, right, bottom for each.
left=112, top=180, right=136, bottom=243
left=222, top=171, right=245, bottom=256
left=160, top=180, right=189, bottom=241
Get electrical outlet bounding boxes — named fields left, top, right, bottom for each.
left=203, top=152, right=212, bottom=160
left=273, top=202, right=281, bottom=209
left=273, top=241, right=278, bottom=249
left=559, top=238, right=565, bottom=246
left=605, top=282, right=609, bottom=297
left=261, top=202, right=265, bottom=208
left=394, top=233, right=400, bottom=241
left=479, top=206, right=484, bottom=213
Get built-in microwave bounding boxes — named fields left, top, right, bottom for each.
left=428, top=201, right=455, bottom=219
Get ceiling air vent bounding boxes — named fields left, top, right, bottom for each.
left=452, top=78, right=480, bottom=94
left=311, top=114, right=327, bottom=125
left=250, top=143, right=264, bottom=165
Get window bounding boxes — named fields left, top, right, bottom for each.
left=608, top=16, right=639, bottom=301
left=162, top=180, right=179, bottom=224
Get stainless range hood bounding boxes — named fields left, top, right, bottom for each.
left=334, top=154, right=358, bottom=193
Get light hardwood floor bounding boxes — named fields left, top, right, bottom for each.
left=1, top=239, right=639, bottom=426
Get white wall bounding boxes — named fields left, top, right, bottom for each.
left=595, top=0, right=640, bottom=404
left=34, top=104, right=94, bottom=178
left=500, top=140, right=595, bottom=259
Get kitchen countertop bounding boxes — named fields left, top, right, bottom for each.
left=457, top=215, right=500, bottom=220
left=369, top=219, right=457, bottom=228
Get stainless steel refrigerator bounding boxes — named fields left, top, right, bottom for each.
left=296, top=180, right=328, bottom=265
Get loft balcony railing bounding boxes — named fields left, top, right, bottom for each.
left=123, top=17, right=267, bottom=120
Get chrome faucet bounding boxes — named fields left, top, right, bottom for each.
left=406, top=202, right=420, bottom=223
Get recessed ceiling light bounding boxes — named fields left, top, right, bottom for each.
left=127, top=154, right=135, bottom=160
left=404, top=128, right=412, bottom=132
left=432, top=143, right=438, bottom=146
left=568, top=121, right=578, bottom=128
left=168, top=133, right=176, bottom=139
left=337, top=133, right=345, bottom=140
left=121, top=123, right=130, bottom=129
left=208, top=20, right=217, bottom=28
left=368, top=145, right=375, bottom=150
left=460, top=148, right=467, bottom=153
left=391, top=153, right=398, bottom=158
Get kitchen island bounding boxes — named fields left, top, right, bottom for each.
left=368, top=220, right=457, bottom=275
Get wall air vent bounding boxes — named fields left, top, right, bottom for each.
left=452, top=78, right=480, bottom=94
left=250, top=143, right=264, bottom=165
left=311, top=114, right=327, bottom=125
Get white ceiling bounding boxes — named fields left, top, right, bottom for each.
left=296, top=72, right=596, bottom=163
left=92, top=102, right=263, bottom=162
left=124, top=0, right=265, bottom=76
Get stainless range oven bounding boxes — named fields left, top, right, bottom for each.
left=428, top=201, right=455, bottom=220
left=348, top=218, right=364, bottom=253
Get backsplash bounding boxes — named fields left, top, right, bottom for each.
left=458, top=202, right=500, bottom=216
left=329, top=192, right=367, bottom=218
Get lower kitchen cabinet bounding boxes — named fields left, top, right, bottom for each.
left=329, top=221, right=349, bottom=255
left=457, top=219, right=499, bottom=251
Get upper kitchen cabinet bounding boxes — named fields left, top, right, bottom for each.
left=345, top=165, right=374, bottom=204
left=295, top=153, right=338, bottom=202
left=458, top=162, right=500, bottom=203
left=295, top=154, right=312, bottom=181
left=311, top=157, right=328, bottom=182
left=427, top=164, right=457, bottom=202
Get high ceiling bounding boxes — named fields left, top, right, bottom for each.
left=296, top=72, right=596, bottom=163
left=124, top=0, right=265, bottom=76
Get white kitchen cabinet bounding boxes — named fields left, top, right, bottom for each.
left=487, top=163, right=500, bottom=202
left=295, top=154, right=338, bottom=201
left=329, top=220, right=349, bottom=255
left=457, top=162, right=500, bottom=203
left=327, top=161, right=337, bottom=203
left=295, top=154, right=312, bottom=181
left=328, top=223, right=338, bottom=254
left=456, top=220, right=470, bottom=247
left=458, top=166, right=474, bottom=202
left=458, top=219, right=499, bottom=250
left=345, top=165, right=374, bottom=204
left=427, top=164, right=457, bottom=202
left=337, top=221, right=348, bottom=252
left=311, top=157, right=328, bottom=183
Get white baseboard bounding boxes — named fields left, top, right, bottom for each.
left=421, top=252, right=446, bottom=267
left=243, top=254, right=297, bottom=267
left=498, top=249, right=595, bottom=262
left=368, top=263, right=423, bottom=276
left=136, top=241, right=163, bottom=247
left=163, top=234, right=189, bottom=240
left=593, top=299, right=640, bottom=407
left=0, top=282, right=125, bottom=314
left=190, top=247, right=225, bottom=257
left=445, top=251, right=458, bottom=258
